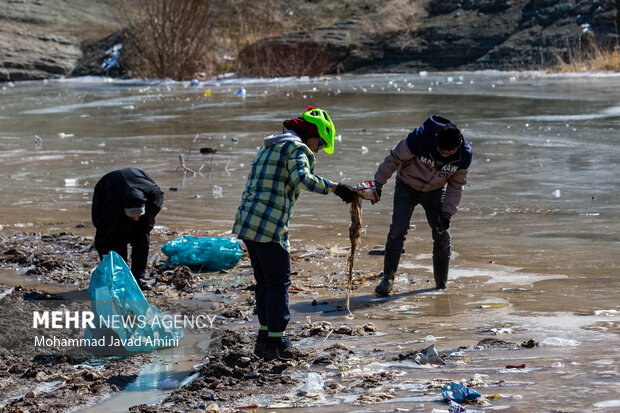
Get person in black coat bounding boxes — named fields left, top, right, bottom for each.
left=92, top=167, right=164, bottom=281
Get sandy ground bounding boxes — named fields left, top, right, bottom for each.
left=0, top=231, right=619, bottom=413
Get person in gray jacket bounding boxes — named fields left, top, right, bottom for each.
left=373, top=115, right=472, bottom=295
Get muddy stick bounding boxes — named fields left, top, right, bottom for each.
left=346, top=195, right=363, bottom=317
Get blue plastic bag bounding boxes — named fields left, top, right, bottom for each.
left=161, top=236, right=243, bottom=271
left=85, top=251, right=184, bottom=352
left=442, top=382, right=481, bottom=403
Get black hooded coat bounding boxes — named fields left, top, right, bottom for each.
left=92, top=167, right=163, bottom=278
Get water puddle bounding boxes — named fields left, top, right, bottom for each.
left=76, top=331, right=211, bottom=412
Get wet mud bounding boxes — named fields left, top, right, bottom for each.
left=1, top=232, right=619, bottom=412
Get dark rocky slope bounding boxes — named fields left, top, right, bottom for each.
left=0, top=0, right=617, bottom=81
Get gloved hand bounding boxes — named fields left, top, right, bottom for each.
left=334, top=183, right=357, bottom=204
left=371, top=182, right=383, bottom=205
left=435, top=212, right=451, bottom=235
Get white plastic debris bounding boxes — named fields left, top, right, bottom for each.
left=594, top=309, right=618, bottom=316
left=64, top=178, right=77, bottom=187
left=212, top=185, right=223, bottom=199
left=0, top=287, right=14, bottom=300
left=541, top=337, right=579, bottom=347
left=552, top=189, right=561, bottom=198
left=301, top=372, right=324, bottom=394
left=234, top=88, right=246, bottom=97
left=361, top=146, right=369, bottom=154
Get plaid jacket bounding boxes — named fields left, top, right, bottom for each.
left=233, top=132, right=334, bottom=251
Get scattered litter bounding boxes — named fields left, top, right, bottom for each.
left=479, top=304, right=507, bottom=309
left=190, top=79, right=199, bottom=86
left=551, top=362, right=564, bottom=368
left=64, top=178, right=77, bottom=187
left=441, top=382, right=481, bottom=403
left=33, top=135, right=42, bottom=147
left=448, top=400, right=467, bottom=413
left=169, top=187, right=178, bottom=191
left=485, top=394, right=503, bottom=399
left=102, top=43, right=122, bottom=71
left=55, top=132, right=74, bottom=139
left=204, top=89, right=211, bottom=97
left=234, top=88, right=247, bottom=97
left=361, top=146, right=369, bottom=154
left=161, top=236, right=243, bottom=271
left=594, top=309, right=618, bottom=316
left=489, top=327, right=513, bottom=335
left=212, top=185, right=223, bottom=199
left=160, top=378, right=179, bottom=389
left=0, top=287, right=15, bottom=300
left=552, top=189, right=561, bottom=198
left=541, top=337, right=579, bottom=347
left=414, top=344, right=442, bottom=365
left=231, top=137, right=239, bottom=143
left=505, top=364, right=526, bottom=369
left=403, top=311, right=423, bottom=315
left=200, top=147, right=217, bottom=154
left=487, top=260, right=496, bottom=264
left=235, top=404, right=259, bottom=410
left=301, top=372, right=324, bottom=395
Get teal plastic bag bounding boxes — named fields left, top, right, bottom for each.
left=161, top=236, right=243, bottom=271
left=442, top=381, right=481, bottom=403
left=85, top=251, right=184, bottom=352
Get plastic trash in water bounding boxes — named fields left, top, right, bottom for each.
left=414, top=343, right=443, bottom=365
left=541, top=337, right=580, bottom=347
left=33, top=135, right=42, bottom=147
left=301, top=372, right=324, bottom=394
left=161, top=236, right=243, bottom=271
left=448, top=400, right=467, bottom=413
left=160, top=378, right=179, bottom=389
left=190, top=79, right=199, bottom=86
left=84, top=251, right=184, bottom=352
left=204, top=89, right=211, bottom=97
left=552, top=189, right=561, bottom=198
left=55, top=132, right=74, bottom=139
left=212, top=185, right=223, bottom=199
left=441, top=382, right=481, bottom=403
left=234, top=88, right=247, bottom=97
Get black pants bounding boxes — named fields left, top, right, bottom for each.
left=386, top=180, right=451, bottom=259
left=244, top=240, right=291, bottom=338
left=95, top=230, right=150, bottom=279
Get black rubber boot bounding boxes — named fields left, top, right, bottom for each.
left=253, top=329, right=268, bottom=358
left=375, top=249, right=402, bottom=296
left=433, top=256, right=450, bottom=290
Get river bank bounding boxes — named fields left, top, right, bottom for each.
left=1, top=0, right=617, bottom=81
left=1, top=229, right=619, bottom=412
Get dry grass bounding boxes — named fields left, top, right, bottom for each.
left=550, top=33, right=620, bottom=73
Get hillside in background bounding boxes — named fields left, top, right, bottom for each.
left=0, top=0, right=617, bottom=81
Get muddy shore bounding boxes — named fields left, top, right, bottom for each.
left=0, top=231, right=619, bottom=412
